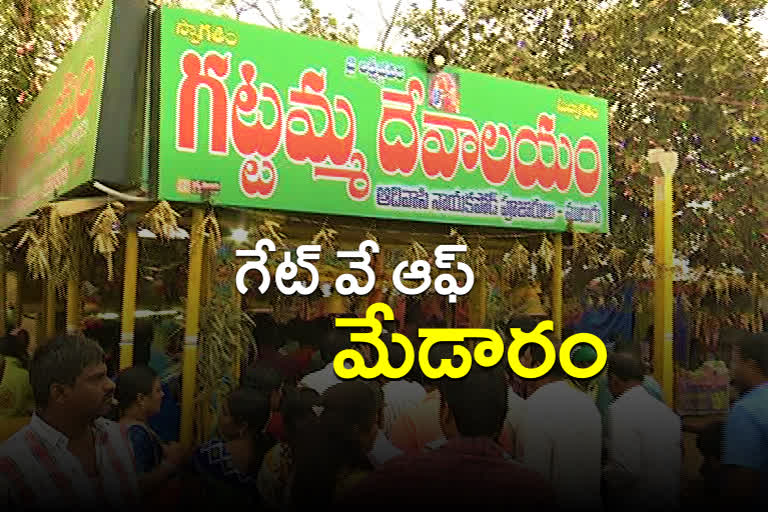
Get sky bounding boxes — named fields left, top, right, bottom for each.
left=184, top=0, right=768, bottom=52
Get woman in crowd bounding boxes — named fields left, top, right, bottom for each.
left=257, top=386, right=318, bottom=509
left=116, top=365, right=186, bottom=504
left=0, top=328, right=33, bottom=418
left=291, top=381, right=379, bottom=505
left=186, top=386, right=275, bottom=506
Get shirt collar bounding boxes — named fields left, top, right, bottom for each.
left=439, top=436, right=507, bottom=459
left=30, top=413, right=110, bottom=450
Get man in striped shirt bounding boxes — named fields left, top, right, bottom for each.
left=0, top=334, right=140, bottom=510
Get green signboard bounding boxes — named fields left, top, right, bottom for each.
left=158, top=7, right=609, bottom=233
left=0, top=1, right=112, bottom=230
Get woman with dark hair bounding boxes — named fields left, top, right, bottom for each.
left=116, top=365, right=186, bottom=503
left=187, top=387, right=274, bottom=506
left=257, top=386, right=318, bottom=509
left=0, top=328, right=33, bottom=418
left=290, top=381, right=379, bottom=505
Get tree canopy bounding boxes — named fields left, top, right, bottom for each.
left=3, top=0, right=768, bottom=288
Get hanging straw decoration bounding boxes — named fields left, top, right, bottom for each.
left=449, top=228, right=469, bottom=264
left=537, top=236, right=554, bottom=274
left=502, top=241, right=530, bottom=283
left=311, top=224, right=338, bottom=251
left=201, top=209, right=223, bottom=250
left=258, top=219, right=287, bottom=248
left=607, top=247, right=627, bottom=274
left=89, top=202, right=123, bottom=281
left=16, top=224, right=49, bottom=280
left=143, top=201, right=181, bottom=241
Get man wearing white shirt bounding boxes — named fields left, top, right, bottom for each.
left=604, top=352, right=681, bottom=511
left=517, top=343, right=603, bottom=510
left=299, top=328, right=360, bottom=395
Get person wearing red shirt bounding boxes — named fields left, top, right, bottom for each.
left=341, top=363, right=556, bottom=506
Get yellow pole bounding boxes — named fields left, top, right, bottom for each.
left=45, top=278, right=56, bottom=340
left=119, top=214, right=139, bottom=370
left=232, top=291, right=242, bottom=385
left=650, top=149, right=677, bottom=407
left=468, top=275, right=487, bottom=327
left=0, top=246, right=6, bottom=338
left=15, top=270, right=23, bottom=328
left=181, top=208, right=205, bottom=449
left=552, top=233, right=563, bottom=342
left=66, top=265, right=81, bottom=335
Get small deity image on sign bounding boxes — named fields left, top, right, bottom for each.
left=428, top=72, right=460, bottom=114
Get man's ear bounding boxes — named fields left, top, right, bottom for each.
left=438, top=399, right=453, bottom=432
left=49, top=382, right=69, bottom=406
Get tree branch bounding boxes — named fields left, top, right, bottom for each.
left=267, top=0, right=285, bottom=30
left=241, top=0, right=281, bottom=30
left=379, top=0, right=403, bottom=52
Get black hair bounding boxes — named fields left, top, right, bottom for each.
left=291, top=381, right=377, bottom=505
left=321, top=328, right=351, bottom=363
left=243, top=362, right=283, bottom=394
left=133, top=321, right=154, bottom=367
left=734, top=332, right=768, bottom=376
left=83, top=320, right=120, bottom=376
left=115, top=365, right=158, bottom=415
left=526, top=335, right=566, bottom=379
left=281, top=386, right=318, bottom=443
left=226, top=387, right=274, bottom=475
left=696, top=421, right=724, bottom=459
left=0, top=330, right=30, bottom=369
left=440, top=363, right=508, bottom=439
left=30, top=335, right=105, bottom=409
left=251, top=314, right=281, bottom=350
left=607, top=352, right=645, bottom=382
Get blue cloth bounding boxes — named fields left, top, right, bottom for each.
left=674, top=296, right=690, bottom=367
left=149, top=348, right=171, bottom=376
left=148, top=381, right=180, bottom=443
left=723, top=383, right=768, bottom=506
left=575, top=285, right=634, bottom=345
left=127, top=424, right=163, bottom=475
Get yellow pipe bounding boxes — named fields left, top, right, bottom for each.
left=66, top=266, right=81, bottom=335
left=552, top=233, right=563, bottom=342
left=119, top=215, right=139, bottom=370
left=653, top=173, right=675, bottom=406
left=181, top=208, right=205, bottom=449
left=45, top=278, right=56, bottom=340
left=0, top=246, right=6, bottom=338
left=15, top=270, right=23, bottom=328
left=232, top=291, right=242, bottom=385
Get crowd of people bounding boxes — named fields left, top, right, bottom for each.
left=0, top=313, right=766, bottom=510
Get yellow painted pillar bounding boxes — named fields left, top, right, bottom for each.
left=649, top=149, right=677, bottom=407
left=0, top=246, right=6, bottom=338
left=66, top=265, right=81, bottom=334
left=552, top=233, right=563, bottom=342
left=181, top=208, right=205, bottom=448
left=232, top=291, right=242, bottom=384
left=119, top=214, right=139, bottom=370
left=468, top=275, right=487, bottom=327
left=45, top=278, right=56, bottom=340
left=14, top=270, right=23, bottom=328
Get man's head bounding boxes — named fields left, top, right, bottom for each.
left=730, top=332, right=768, bottom=392
left=439, top=363, right=508, bottom=440
left=606, top=352, right=645, bottom=398
left=320, top=328, right=351, bottom=364
left=243, top=362, right=284, bottom=411
left=30, top=334, right=115, bottom=421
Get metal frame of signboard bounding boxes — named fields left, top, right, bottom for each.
left=0, top=2, right=589, bottom=447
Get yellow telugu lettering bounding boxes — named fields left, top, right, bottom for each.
left=333, top=303, right=414, bottom=379
left=332, top=310, right=606, bottom=380
left=417, top=329, right=474, bottom=379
